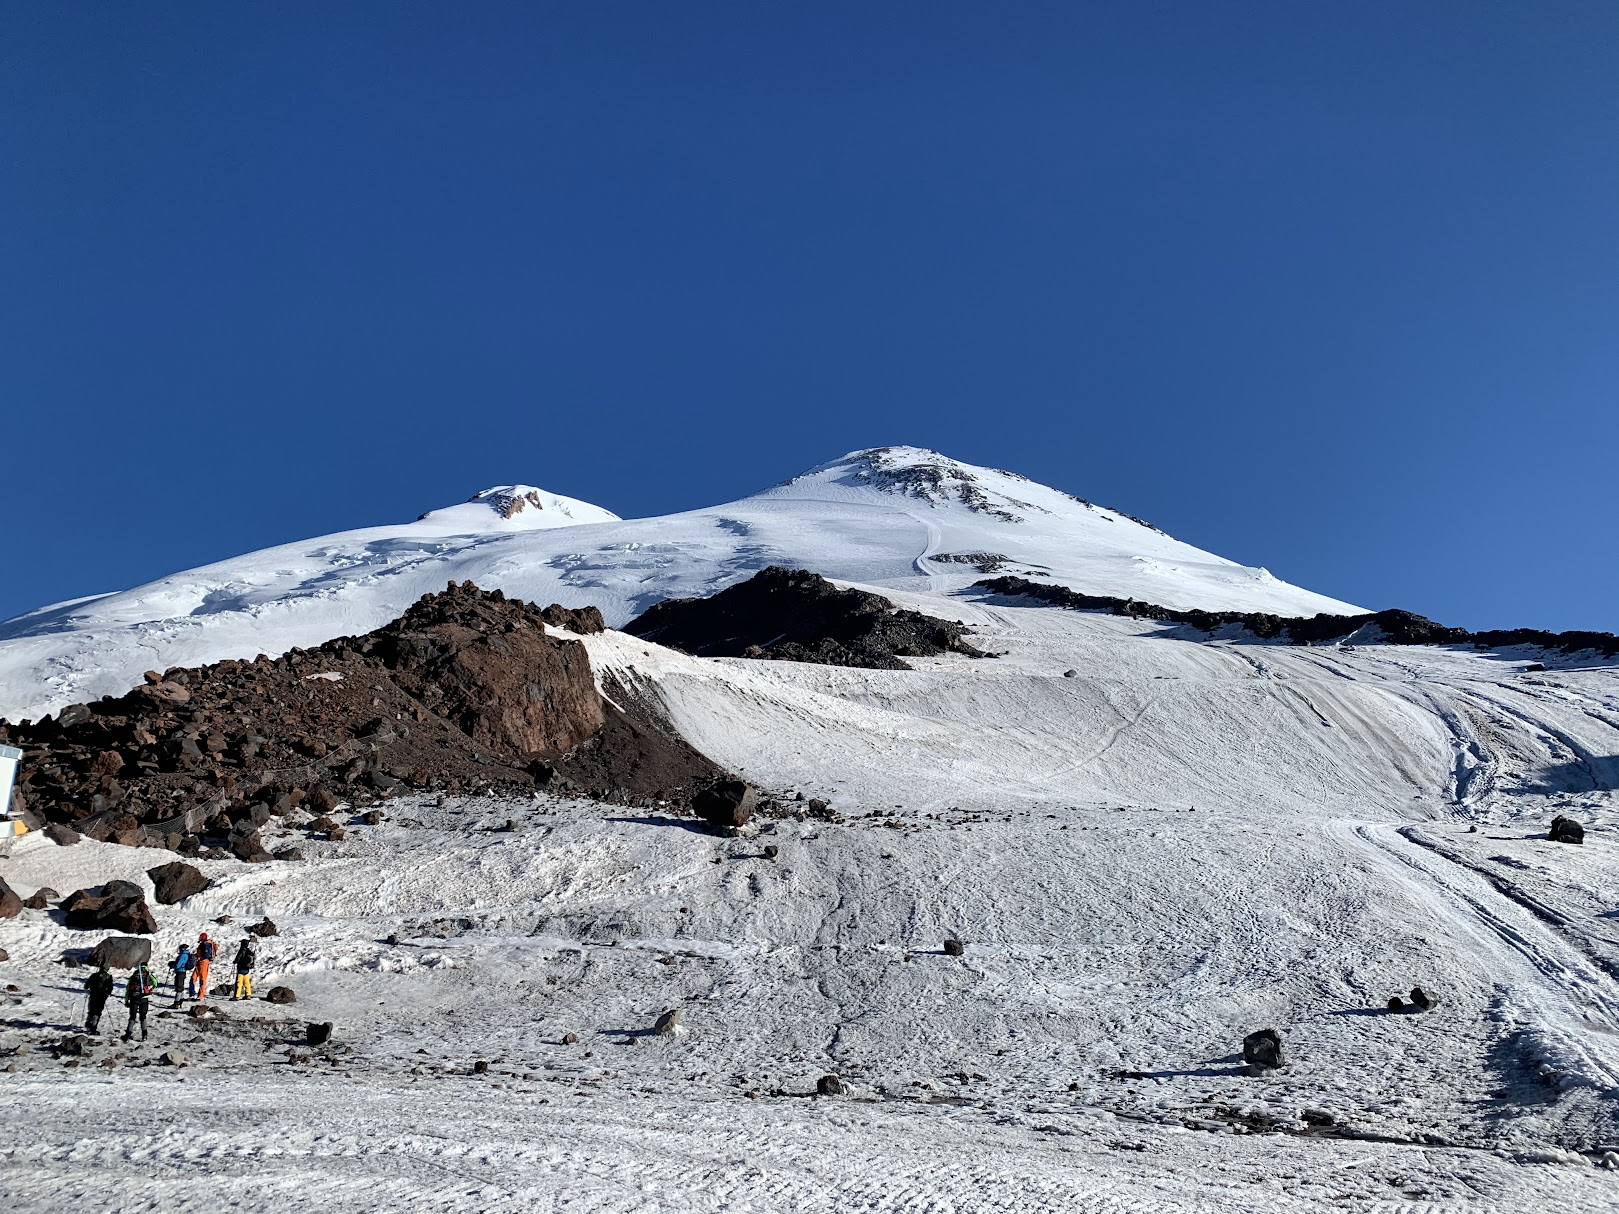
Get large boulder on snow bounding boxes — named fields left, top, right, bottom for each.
left=692, top=779, right=758, bottom=831
left=89, top=936, right=153, bottom=969
left=0, top=879, right=22, bottom=919
left=1549, top=816, right=1585, bottom=845
left=147, top=861, right=209, bottom=905
left=63, top=890, right=158, bottom=935
left=1243, top=1028, right=1285, bottom=1072
left=43, top=822, right=81, bottom=847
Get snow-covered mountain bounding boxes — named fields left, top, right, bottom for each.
left=0, top=446, right=1357, bottom=721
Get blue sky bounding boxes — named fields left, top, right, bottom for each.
left=3, top=4, right=1614, bottom=631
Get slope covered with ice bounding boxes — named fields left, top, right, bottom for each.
left=0, top=446, right=1359, bottom=720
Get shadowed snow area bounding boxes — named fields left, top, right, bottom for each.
left=2, top=447, right=1617, bottom=1211
left=0, top=447, right=1360, bottom=722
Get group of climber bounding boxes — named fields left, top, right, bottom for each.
left=82, top=932, right=259, bottom=1041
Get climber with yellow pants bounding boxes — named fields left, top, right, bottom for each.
left=232, top=936, right=256, bottom=1000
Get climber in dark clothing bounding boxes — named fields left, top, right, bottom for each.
left=123, top=962, right=155, bottom=1042
left=84, top=962, right=115, bottom=1034
left=233, top=938, right=257, bottom=1000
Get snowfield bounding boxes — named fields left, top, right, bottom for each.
left=0, top=448, right=1360, bottom=723
left=2, top=448, right=1617, bottom=1211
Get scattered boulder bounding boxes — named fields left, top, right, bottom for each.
left=1242, top=1028, right=1285, bottom=1072
left=816, top=1074, right=844, bottom=1096
left=763, top=844, right=779, bottom=860
left=0, top=880, right=24, bottom=919
left=1063, top=669, right=1078, bottom=678
left=307, top=786, right=341, bottom=815
left=306, top=1022, right=333, bottom=1047
left=1387, top=996, right=1405, bottom=1012
left=43, top=822, right=81, bottom=847
left=653, top=1008, right=681, bottom=1036
left=472, top=1059, right=489, bottom=1074
left=265, top=986, right=297, bottom=1005
left=158, top=1050, right=186, bottom=1066
left=359, top=810, right=383, bottom=826
left=272, top=847, right=305, bottom=862
left=1409, top=986, right=1437, bottom=1012
left=147, top=861, right=209, bottom=905
left=54, top=1035, right=90, bottom=1057
left=102, top=880, right=144, bottom=900
left=247, top=918, right=278, bottom=938
left=63, top=891, right=158, bottom=935
left=943, top=938, right=966, bottom=957
left=1549, top=816, right=1585, bottom=845
left=22, top=887, right=58, bottom=911
left=561, top=1032, right=579, bottom=1045
left=693, top=779, right=758, bottom=831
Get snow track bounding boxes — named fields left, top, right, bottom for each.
left=1347, top=823, right=1619, bottom=1095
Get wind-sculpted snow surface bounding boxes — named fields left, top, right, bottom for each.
left=1, top=581, right=1618, bottom=1210
left=0, top=447, right=1361, bottom=720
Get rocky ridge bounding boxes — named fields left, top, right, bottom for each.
left=0, top=582, right=722, bottom=856
left=974, top=575, right=1619, bottom=657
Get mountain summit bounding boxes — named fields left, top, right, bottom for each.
left=0, top=446, right=1359, bottom=719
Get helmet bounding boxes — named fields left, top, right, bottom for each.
left=198, top=932, right=209, bottom=941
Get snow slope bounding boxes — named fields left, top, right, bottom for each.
left=2, top=597, right=1617, bottom=1211
left=0, top=447, right=1360, bottom=721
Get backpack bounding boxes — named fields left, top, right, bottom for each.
left=198, top=940, right=215, bottom=961
left=134, top=966, right=154, bottom=997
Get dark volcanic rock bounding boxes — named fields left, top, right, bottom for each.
left=43, top=822, right=81, bottom=847
left=1243, top=1028, right=1285, bottom=1071
left=265, top=986, right=297, bottom=1004
left=625, top=566, right=990, bottom=671
left=147, top=862, right=209, bottom=905
left=975, top=575, right=1619, bottom=659
left=307, top=1022, right=333, bottom=1046
left=1548, top=816, right=1585, bottom=845
left=0, top=580, right=734, bottom=846
left=90, top=936, right=153, bottom=969
left=64, top=892, right=158, bottom=935
left=247, top=917, right=279, bottom=937
left=541, top=603, right=607, bottom=634
left=0, top=879, right=22, bottom=919
left=692, top=779, right=758, bottom=831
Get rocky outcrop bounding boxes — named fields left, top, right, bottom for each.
left=975, top=576, right=1619, bottom=658
left=0, top=581, right=728, bottom=851
left=540, top=604, right=606, bottom=634
left=626, top=566, right=989, bottom=670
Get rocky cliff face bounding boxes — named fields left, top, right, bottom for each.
left=0, top=581, right=722, bottom=855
